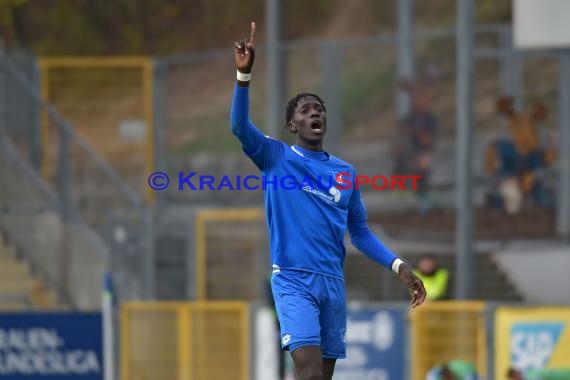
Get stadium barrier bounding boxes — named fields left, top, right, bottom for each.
left=117, top=300, right=570, bottom=380
left=120, top=301, right=250, bottom=380
left=494, top=306, right=570, bottom=380
left=410, top=301, right=488, bottom=380
left=0, top=312, right=103, bottom=378
left=194, top=208, right=265, bottom=301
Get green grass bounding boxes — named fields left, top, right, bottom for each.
left=342, top=62, right=397, bottom=127
left=170, top=116, right=243, bottom=155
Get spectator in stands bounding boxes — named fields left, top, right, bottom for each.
left=484, top=139, right=524, bottom=214
left=486, top=97, right=558, bottom=214
left=413, top=254, right=449, bottom=301
left=426, top=360, right=480, bottom=380
left=507, top=366, right=570, bottom=380
left=392, top=67, right=440, bottom=211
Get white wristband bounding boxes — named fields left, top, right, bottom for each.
left=237, top=70, right=252, bottom=82
left=391, top=258, right=404, bottom=274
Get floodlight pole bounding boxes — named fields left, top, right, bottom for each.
left=455, top=0, right=475, bottom=299
left=501, top=27, right=524, bottom=112
left=559, top=51, right=570, bottom=241
left=266, top=0, right=287, bottom=140
left=397, top=0, right=415, bottom=119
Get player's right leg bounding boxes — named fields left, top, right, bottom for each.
left=271, top=269, right=323, bottom=380
left=291, top=346, right=324, bottom=380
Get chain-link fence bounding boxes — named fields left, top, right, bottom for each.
left=0, top=48, right=154, bottom=305
left=151, top=23, right=562, bottom=245
left=1, top=22, right=566, bottom=306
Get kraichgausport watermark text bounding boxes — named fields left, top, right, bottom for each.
left=148, top=172, right=422, bottom=191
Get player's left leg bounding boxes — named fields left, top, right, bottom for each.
left=322, top=358, right=337, bottom=380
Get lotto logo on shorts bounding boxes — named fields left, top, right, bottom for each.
left=282, top=334, right=291, bottom=345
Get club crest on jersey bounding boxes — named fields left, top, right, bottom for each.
left=334, top=172, right=348, bottom=185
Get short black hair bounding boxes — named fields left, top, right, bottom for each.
left=285, top=93, right=326, bottom=125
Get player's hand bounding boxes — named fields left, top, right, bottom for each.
left=398, top=263, right=426, bottom=308
left=234, top=22, right=256, bottom=74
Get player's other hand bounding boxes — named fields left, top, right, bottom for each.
left=398, top=263, right=426, bottom=308
left=234, top=22, right=256, bottom=74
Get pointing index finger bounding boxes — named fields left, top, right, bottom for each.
left=250, top=22, right=256, bottom=47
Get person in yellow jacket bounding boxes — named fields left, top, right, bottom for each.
left=413, top=254, right=449, bottom=301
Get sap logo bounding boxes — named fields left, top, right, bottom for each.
left=510, top=322, right=564, bottom=371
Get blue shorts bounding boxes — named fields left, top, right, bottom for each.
left=271, top=268, right=346, bottom=359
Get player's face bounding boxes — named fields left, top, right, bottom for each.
left=289, top=97, right=327, bottom=148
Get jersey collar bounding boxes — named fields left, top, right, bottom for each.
left=291, top=145, right=331, bottom=161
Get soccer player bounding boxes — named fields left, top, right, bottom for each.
left=231, top=22, right=427, bottom=380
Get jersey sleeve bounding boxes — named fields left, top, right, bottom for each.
left=347, top=173, right=398, bottom=270
left=230, top=83, right=284, bottom=171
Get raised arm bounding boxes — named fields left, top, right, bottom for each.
left=234, top=21, right=256, bottom=88
left=347, top=187, right=426, bottom=308
left=230, top=22, right=264, bottom=153
left=230, top=22, right=284, bottom=171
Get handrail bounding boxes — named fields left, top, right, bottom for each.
left=0, top=133, right=109, bottom=257
left=0, top=48, right=155, bottom=301
left=0, top=49, right=145, bottom=210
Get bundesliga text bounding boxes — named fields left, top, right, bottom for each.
left=148, top=172, right=422, bottom=191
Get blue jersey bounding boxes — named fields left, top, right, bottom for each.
left=230, top=84, right=397, bottom=279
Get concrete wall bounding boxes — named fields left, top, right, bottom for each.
left=0, top=211, right=106, bottom=310
left=492, top=242, right=570, bottom=304
left=0, top=156, right=107, bottom=310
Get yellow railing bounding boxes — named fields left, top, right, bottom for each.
left=38, top=56, right=155, bottom=203
left=410, top=301, right=487, bottom=380
left=195, top=208, right=263, bottom=300
left=121, top=301, right=250, bottom=380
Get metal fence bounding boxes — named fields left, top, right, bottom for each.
left=120, top=301, right=250, bottom=380
left=37, top=57, right=156, bottom=204
left=152, top=23, right=562, bottom=223
left=118, top=300, right=570, bottom=380
left=410, top=301, right=488, bottom=380
left=194, top=208, right=266, bottom=301
left=1, top=21, right=568, bottom=306
left=0, top=48, right=155, bottom=306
